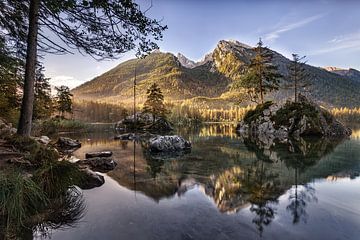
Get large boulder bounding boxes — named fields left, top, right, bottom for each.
left=77, top=157, right=117, bottom=173
left=147, top=135, right=191, bottom=152
left=236, top=95, right=351, bottom=142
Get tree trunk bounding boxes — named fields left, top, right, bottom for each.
left=17, top=0, right=40, bottom=136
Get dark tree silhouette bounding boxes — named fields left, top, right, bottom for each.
left=287, top=54, right=311, bottom=102
left=143, top=83, right=168, bottom=122
left=55, top=85, right=72, bottom=118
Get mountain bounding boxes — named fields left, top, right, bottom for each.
left=73, top=50, right=229, bottom=105
left=324, top=67, right=360, bottom=83
left=72, top=40, right=360, bottom=108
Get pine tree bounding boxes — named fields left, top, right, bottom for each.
left=55, top=85, right=72, bottom=118
left=287, top=54, right=311, bottom=102
left=143, top=83, right=168, bottom=122
left=33, top=65, right=53, bottom=120
left=232, top=39, right=282, bottom=104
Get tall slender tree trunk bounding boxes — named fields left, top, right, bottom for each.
left=295, top=76, right=298, bottom=102
left=17, top=0, right=40, bottom=136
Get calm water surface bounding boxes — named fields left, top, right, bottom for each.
left=37, top=124, right=360, bottom=240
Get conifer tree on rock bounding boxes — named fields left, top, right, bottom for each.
left=143, top=83, right=168, bottom=123
left=232, top=39, right=282, bottom=104
left=287, top=54, right=311, bottom=102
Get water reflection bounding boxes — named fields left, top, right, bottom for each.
left=1, top=187, right=86, bottom=240
left=64, top=123, right=360, bottom=239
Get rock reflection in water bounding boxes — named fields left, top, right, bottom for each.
left=65, top=124, right=360, bottom=238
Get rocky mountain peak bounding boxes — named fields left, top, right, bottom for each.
left=177, top=53, right=197, bottom=68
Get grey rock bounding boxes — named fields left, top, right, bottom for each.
left=57, top=137, right=81, bottom=149
left=147, top=135, right=191, bottom=152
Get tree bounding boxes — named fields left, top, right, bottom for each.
left=143, top=83, right=168, bottom=122
left=287, top=54, right=311, bottom=102
left=1, top=0, right=167, bottom=136
left=55, top=85, right=72, bottom=118
left=232, top=39, right=282, bottom=104
left=0, top=36, right=23, bottom=123
left=33, top=65, right=53, bottom=120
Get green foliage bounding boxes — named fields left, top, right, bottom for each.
left=243, top=101, right=273, bottom=124
left=33, top=66, right=54, bottom=120
left=143, top=83, right=169, bottom=121
left=0, top=171, right=48, bottom=230
left=0, top=36, right=22, bottom=125
left=33, top=161, right=85, bottom=199
left=32, top=118, right=88, bottom=137
left=55, top=85, right=73, bottom=117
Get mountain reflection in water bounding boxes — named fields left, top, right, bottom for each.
left=45, top=123, right=360, bottom=240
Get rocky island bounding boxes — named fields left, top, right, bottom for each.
left=236, top=95, right=352, bottom=145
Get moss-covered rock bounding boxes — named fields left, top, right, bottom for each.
left=236, top=95, right=351, bottom=143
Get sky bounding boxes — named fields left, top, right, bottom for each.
left=44, top=0, right=360, bottom=89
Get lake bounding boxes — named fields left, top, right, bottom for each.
left=35, top=123, right=360, bottom=240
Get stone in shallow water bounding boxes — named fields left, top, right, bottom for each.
left=148, top=135, right=191, bottom=152
left=77, top=157, right=117, bottom=173
left=85, top=151, right=113, bottom=158
left=78, top=168, right=105, bottom=190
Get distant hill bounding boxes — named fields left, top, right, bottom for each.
left=72, top=40, right=360, bottom=108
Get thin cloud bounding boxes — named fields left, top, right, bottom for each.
left=311, top=31, right=360, bottom=55
left=264, top=14, right=325, bottom=42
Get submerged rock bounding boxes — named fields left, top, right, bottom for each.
left=114, top=133, right=137, bottom=140
left=146, top=135, right=191, bottom=152
left=77, top=157, right=117, bottom=173
left=85, top=151, right=113, bottom=158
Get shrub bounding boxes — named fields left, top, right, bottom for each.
left=0, top=171, right=48, bottom=231
left=33, top=161, right=85, bottom=199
